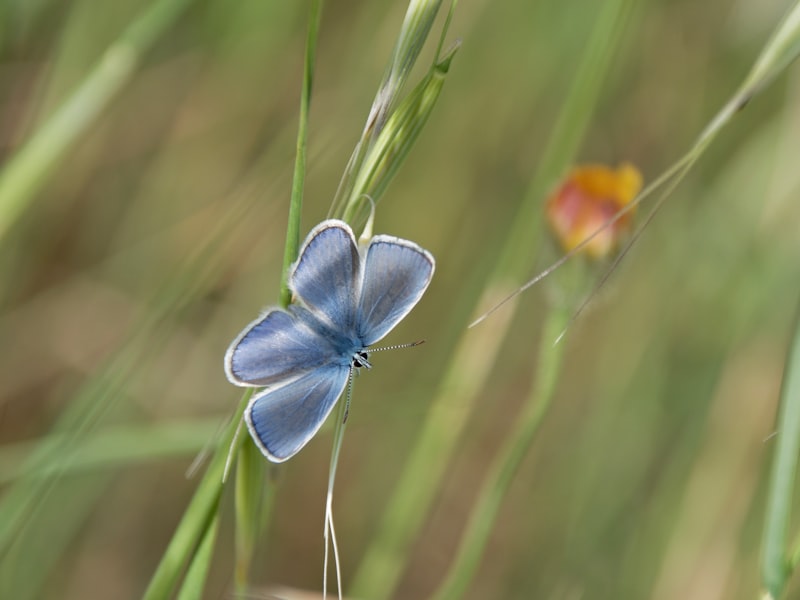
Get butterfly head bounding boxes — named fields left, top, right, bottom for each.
left=352, top=350, right=371, bottom=370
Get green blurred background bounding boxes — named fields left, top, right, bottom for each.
left=1, top=0, right=799, bottom=598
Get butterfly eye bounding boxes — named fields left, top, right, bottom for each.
left=353, top=351, right=371, bottom=369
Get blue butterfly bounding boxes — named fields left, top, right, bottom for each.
left=224, top=219, right=435, bottom=462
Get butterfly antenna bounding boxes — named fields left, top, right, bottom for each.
left=222, top=417, right=245, bottom=484
left=370, top=339, right=426, bottom=353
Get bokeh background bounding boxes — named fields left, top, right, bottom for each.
left=1, top=0, right=800, bottom=599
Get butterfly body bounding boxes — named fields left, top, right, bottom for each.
left=225, top=220, right=434, bottom=462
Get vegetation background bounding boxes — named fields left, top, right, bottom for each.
left=0, top=0, right=799, bottom=599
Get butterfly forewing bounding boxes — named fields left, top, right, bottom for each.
left=357, top=235, right=435, bottom=346
left=290, top=221, right=361, bottom=334
left=245, top=364, right=351, bottom=462
left=225, top=307, right=342, bottom=387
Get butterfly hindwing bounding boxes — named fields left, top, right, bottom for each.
left=244, top=364, right=351, bottom=462
left=357, top=235, right=435, bottom=346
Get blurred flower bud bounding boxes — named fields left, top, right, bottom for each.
left=546, top=162, right=642, bottom=259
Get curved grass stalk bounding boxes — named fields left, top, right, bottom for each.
left=175, top=512, right=220, bottom=600
left=143, top=391, right=253, bottom=600
left=340, top=44, right=459, bottom=228
left=331, top=0, right=458, bottom=230
left=323, top=395, right=350, bottom=600
left=431, top=301, right=570, bottom=600
left=329, top=0, right=446, bottom=222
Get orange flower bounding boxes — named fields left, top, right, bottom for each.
left=546, top=162, right=642, bottom=259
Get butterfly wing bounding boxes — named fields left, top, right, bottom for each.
left=357, top=235, right=435, bottom=346
left=225, top=307, right=342, bottom=387
left=289, top=220, right=361, bottom=333
left=245, top=364, right=350, bottom=462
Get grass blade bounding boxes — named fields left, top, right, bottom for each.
left=761, top=302, right=800, bottom=599
left=176, top=512, right=220, bottom=600
left=143, top=392, right=252, bottom=600
left=0, top=419, right=220, bottom=484
left=279, top=0, right=324, bottom=307
left=431, top=302, right=570, bottom=600
left=329, top=0, right=447, bottom=223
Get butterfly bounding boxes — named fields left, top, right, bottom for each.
left=224, top=219, right=435, bottom=462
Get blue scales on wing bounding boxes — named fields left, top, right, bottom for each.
left=290, top=221, right=361, bottom=335
left=357, top=235, right=435, bottom=346
left=245, top=364, right=351, bottom=462
left=225, top=307, right=343, bottom=387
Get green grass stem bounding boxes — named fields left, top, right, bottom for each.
left=143, top=391, right=252, bottom=600
left=234, top=435, right=265, bottom=592
left=324, top=396, right=351, bottom=599
left=761, top=303, right=800, bottom=599
left=341, top=43, right=459, bottom=226
left=279, top=0, right=324, bottom=307
left=175, top=511, right=220, bottom=600
left=329, top=0, right=448, bottom=225
left=431, top=301, right=570, bottom=600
